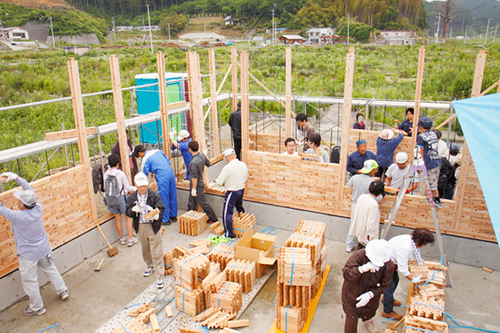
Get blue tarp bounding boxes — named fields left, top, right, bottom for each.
left=452, top=93, right=500, bottom=246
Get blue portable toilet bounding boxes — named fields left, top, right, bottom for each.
left=135, top=73, right=186, bottom=145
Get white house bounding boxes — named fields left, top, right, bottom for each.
left=379, top=30, right=417, bottom=45
left=223, top=16, right=234, bottom=25
left=307, top=27, right=335, bottom=44
left=4, top=27, right=29, bottom=40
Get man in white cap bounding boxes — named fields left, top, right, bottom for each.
left=171, top=129, right=193, bottom=181
left=375, top=128, right=404, bottom=181
left=342, top=239, right=394, bottom=333
left=384, top=152, right=419, bottom=193
left=0, top=172, right=69, bottom=316
left=125, top=172, right=166, bottom=289
left=214, top=148, right=248, bottom=239
left=345, top=159, right=378, bottom=252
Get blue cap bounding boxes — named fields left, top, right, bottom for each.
left=418, top=117, right=433, bottom=130
left=356, top=139, right=367, bottom=146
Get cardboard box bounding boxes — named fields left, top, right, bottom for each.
left=235, top=230, right=277, bottom=277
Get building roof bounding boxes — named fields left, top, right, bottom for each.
left=224, top=16, right=233, bottom=21
left=280, top=35, right=305, bottom=40
left=307, top=28, right=333, bottom=33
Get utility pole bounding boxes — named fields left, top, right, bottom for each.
left=485, top=18, right=491, bottom=44
left=168, top=23, right=171, bottom=41
left=436, top=13, right=441, bottom=44
left=50, top=17, right=55, bottom=48
left=112, top=17, right=116, bottom=41
left=347, top=14, right=350, bottom=45
left=0, top=19, right=5, bottom=50
left=146, top=4, right=153, bottom=53
left=494, top=23, right=498, bottom=42
left=464, top=25, right=467, bottom=42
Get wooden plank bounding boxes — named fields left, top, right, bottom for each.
left=208, top=48, right=221, bottom=156
left=150, top=313, right=160, bottom=333
left=44, top=127, right=97, bottom=141
left=285, top=47, right=292, bottom=138
left=231, top=48, right=238, bottom=111
left=165, top=305, right=174, bottom=318
left=157, top=51, right=171, bottom=159
left=409, top=46, right=425, bottom=165
left=240, top=51, right=250, bottom=164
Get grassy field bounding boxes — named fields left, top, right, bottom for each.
left=178, top=16, right=246, bottom=38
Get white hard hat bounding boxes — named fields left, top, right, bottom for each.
left=395, top=152, right=408, bottom=164
left=178, top=130, right=190, bottom=140
left=365, top=239, right=391, bottom=267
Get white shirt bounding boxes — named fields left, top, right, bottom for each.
left=349, top=194, right=380, bottom=246
left=388, top=234, right=414, bottom=277
left=385, top=163, right=419, bottom=189
left=282, top=151, right=298, bottom=156
left=216, top=159, right=248, bottom=191
left=305, top=148, right=329, bottom=163
left=347, top=174, right=373, bottom=203
left=438, top=140, right=449, bottom=158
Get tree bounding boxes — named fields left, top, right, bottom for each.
left=159, top=12, right=188, bottom=35
left=440, top=0, right=456, bottom=38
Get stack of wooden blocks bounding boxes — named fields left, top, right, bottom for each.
left=164, top=246, right=192, bottom=275
left=224, top=259, right=256, bottom=293
left=209, top=281, right=243, bottom=314
left=232, top=212, right=256, bottom=238
left=207, top=245, right=235, bottom=270
left=178, top=211, right=208, bottom=236
left=209, top=221, right=225, bottom=235
left=174, top=253, right=210, bottom=290
left=175, top=285, right=205, bottom=317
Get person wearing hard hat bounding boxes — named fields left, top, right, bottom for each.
left=342, top=239, right=394, bottom=333
left=0, top=172, right=69, bottom=316
left=417, top=117, right=442, bottom=208
left=171, top=129, right=193, bottom=181
left=384, top=152, right=419, bottom=193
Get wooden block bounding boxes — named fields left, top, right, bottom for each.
left=208, top=245, right=235, bottom=271
left=150, top=313, right=160, bottom=333
left=179, top=211, right=208, bottom=236
left=127, top=307, right=141, bottom=317
left=227, top=319, right=250, bottom=328
left=144, top=208, right=160, bottom=221
left=223, top=328, right=241, bottom=333
left=195, top=306, right=221, bottom=322
left=232, top=212, right=256, bottom=238
left=175, top=285, right=205, bottom=317
left=139, top=308, right=155, bottom=323
left=277, top=247, right=314, bottom=287
left=209, top=281, right=243, bottom=314
left=224, top=259, right=256, bottom=293
left=165, top=305, right=173, bottom=318
left=482, top=267, right=493, bottom=273
left=173, top=253, right=210, bottom=290
left=178, top=328, right=202, bottom=333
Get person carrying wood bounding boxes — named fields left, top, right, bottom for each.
left=0, top=172, right=69, bottom=316
left=342, top=239, right=394, bottom=333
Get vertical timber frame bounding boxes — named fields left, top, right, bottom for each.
left=409, top=47, right=426, bottom=163
left=337, top=47, right=355, bottom=210
left=186, top=50, right=194, bottom=126
left=231, top=48, right=239, bottom=111
left=109, top=55, right=132, bottom=182
left=240, top=51, right=250, bottom=164
left=285, top=47, right=292, bottom=138
left=209, top=48, right=221, bottom=156
left=67, top=58, right=97, bottom=221
left=452, top=50, right=487, bottom=228
left=157, top=51, right=171, bottom=159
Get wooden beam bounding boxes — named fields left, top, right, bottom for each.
left=209, top=49, right=221, bottom=156
left=157, top=51, right=171, bottom=159
left=453, top=50, right=487, bottom=229
left=240, top=51, right=249, bottom=164
left=231, top=48, right=238, bottom=111
left=67, top=58, right=97, bottom=221
left=45, top=127, right=97, bottom=141
left=109, top=55, right=132, bottom=183
left=285, top=47, right=292, bottom=138
left=479, top=79, right=500, bottom=96
left=409, top=47, right=425, bottom=165
left=186, top=50, right=194, bottom=128
left=203, top=65, right=231, bottom=122
left=435, top=114, right=456, bottom=130
left=337, top=47, right=355, bottom=211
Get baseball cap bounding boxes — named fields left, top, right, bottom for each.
left=395, top=152, right=408, bottom=164
left=178, top=130, right=190, bottom=140
left=379, top=129, right=394, bottom=140
left=14, top=189, right=37, bottom=207
left=418, top=117, right=433, bottom=130
left=356, top=139, right=367, bottom=146
left=360, top=159, right=378, bottom=174
left=134, top=172, right=149, bottom=186
left=224, top=148, right=236, bottom=157
left=365, top=239, right=391, bottom=267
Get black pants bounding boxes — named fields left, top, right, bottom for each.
left=188, top=186, right=217, bottom=221
left=233, top=137, right=242, bottom=160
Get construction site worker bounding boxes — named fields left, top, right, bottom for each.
left=295, top=113, right=315, bottom=152
left=342, top=239, right=394, bottom=333
left=349, top=180, right=385, bottom=250
left=125, top=172, right=166, bottom=289
left=103, top=154, right=137, bottom=247
left=417, top=117, right=443, bottom=208
left=384, top=152, right=419, bottom=193
left=133, top=144, right=178, bottom=224
left=215, top=148, right=248, bottom=239
left=375, top=128, right=404, bottom=181
left=283, top=137, right=298, bottom=156
left=398, top=108, right=414, bottom=137
left=187, top=140, right=218, bottom=223
left=229, top=101, right=242, bottom=160
left=0, top=172, right=69, bottom=316
left=382, top=228, right=435, bottom=320
left=171, top=129, right=193, bottom=181
left=305, top=132, right=329, bottom=163
left=346, top=139, right=376, bottom=176
left=346, top=159, right=378, bottom=252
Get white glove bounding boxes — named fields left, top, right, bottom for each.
left=356, top=291, right=374, bottom=308
left=411, top=275, right=423, bottom=284
left=202, top=148, right=208, bottom=155
left=152, top=214, right=159, bottom=221
left=129, top=186, right=137, bottom=192
left=191, top=188, right=197, bottom=197
left=1, top=172, right=18, bottom=181
left=132, top=203, right=144, bottom=213
left=358, top=262, right=380, bottom=273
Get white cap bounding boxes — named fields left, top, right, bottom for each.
left=379, top=128, right=394, bottom=140
left=178, top=130, right=190, bottom=140
left=14, top=189, right=37, bottom=207
left=134, top=172, right=149, bottom=186
left=224, top=148, right=236, bottom=157
left=395, top=152, right=408, bottom=164
left=365, top=239, right=391, bottom=267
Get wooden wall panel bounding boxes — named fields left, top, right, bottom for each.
left=0, top=166, right=95, bottom=278
left=249, top=133, right=282, bottom=154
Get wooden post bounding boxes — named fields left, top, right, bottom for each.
left=186, top=50, right=194, bottom=128
left=67, top=58, right=97, bottom=221
left=240, top=51, right=249, bottom=164
left=452, top=50, right=487, bottom=228
left=409, top=47, right=426, bottom=165
left=157, top=51, right=171, bottom=159
left=285, top=47, right=292, bottom=138
left=231, top=48, right=238, bottom=111
left=337, top=47, right=355, bottom=211
left=209, top=49, right=221, bottom=156
left=109, top=55, right=132, bottom=183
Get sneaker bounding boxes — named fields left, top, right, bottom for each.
left=59, top=290, right=69, bottom=300
left=364, top=318, right=378, bottom=333
left=162, top=221, right=171, bottom=225
left=24, top=307, right=46, bottom=316
left=170, top=216, right=177, bottom=223
left=133, top=231, right=137, bottom=237
left=207, top=220, right=218, bottom=224
left=128, top=238, right=137, bottom=247
left=155, top=280, right=165, bottom=289
left=433, top=199, right=443, bottom=209
left=120, top=237, right=126, bottom=245
left=143, top=267, right=154, bottom=277
left=346, top=245, right=354, bottom=253
left=382, top=311, right=403, bottom=320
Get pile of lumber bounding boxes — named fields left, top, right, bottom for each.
left=294, top=220, right=326, bottom=244
left=285, top=232, right=323, bottom=268
left=195, top=307, right=250, bottom=330
left=173, top=253, right=210, bottom=290
left=276, top=306, right=307, bottom=333
left=175, top=285, right=205, bottom=317
left=179, top=211, right=208, bottom=236
left=207, top=245, right=235, bottom=270
left=209, top=221, right=225, bottom=235
left=209, top=281, right=243, bottom=314
left=224, top=259, right=256, bottom=293
left=277, top=248, right=314, bottom=287
left=112, top=302, right=159, bottom=333
left=164, top=246, right=192, bottom=275
left=232, top=212, right=256, bottom=238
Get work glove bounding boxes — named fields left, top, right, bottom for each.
left=358, top=262, right=380, bottom=273
left=191, top=188, right=197, bottom=197
left=1, top=172, right=18, bottom=182
left=411, top=275, right=423, bottom=284
left=129, top=186, right=137, bottom=193
left=152, top=214, right=159, bottom=221
left=132, top=202, right=144, bottom=213
left=356, top=291, right=374, bottom=308
left=202, top=148, right=208, bottom=155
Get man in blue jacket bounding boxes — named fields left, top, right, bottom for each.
left=346, top=139, right=376, bottom=176
left=171, top=129, right=193, bottom=181
left=375, top=128, right=404, bottom=181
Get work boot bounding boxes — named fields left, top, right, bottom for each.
left=381, top=296, right=401, bottom=306
left=382, top=311, right=403, bottom=320
left=364, top=318, right=378, bottom=333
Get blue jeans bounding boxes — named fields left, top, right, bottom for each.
left=383, top=270, right=400, bottom=313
